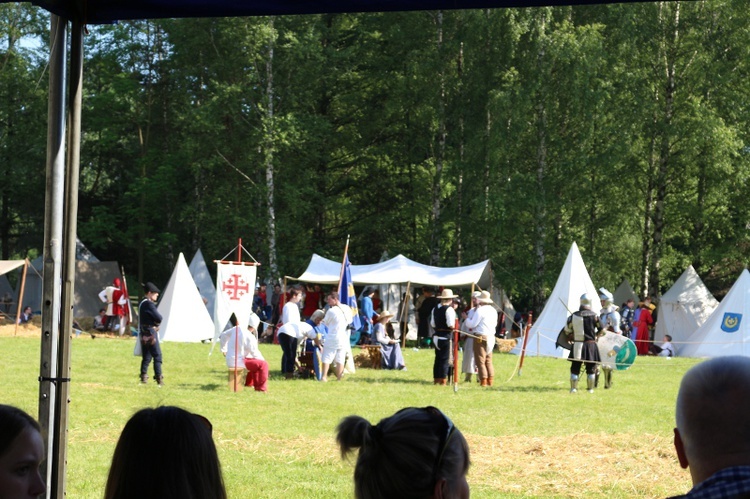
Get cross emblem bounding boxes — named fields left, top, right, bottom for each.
left=222, top=274, right=250, bottom=301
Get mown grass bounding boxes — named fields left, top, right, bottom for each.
left=0, top=331, right=697, bottom=498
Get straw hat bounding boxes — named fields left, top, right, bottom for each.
left=476, top=290, right=493, bottom=304
left=378, top=310, right=396, bottom=322
left=437, top=288, right=458, bottom=300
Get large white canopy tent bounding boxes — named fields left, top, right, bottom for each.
left=653, top=265, right=719, bottom=354
left=296, top=253, right=493, bottom=288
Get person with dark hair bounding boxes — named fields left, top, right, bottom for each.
left=104, top=406, right=226, bottom=499
left=670, top=356, right=750, bottom=498
left=93, top=308, right=109, bottom=332
left=219, top=312, right=269, bottom=392
left=416, top=287, right=439, bottom=348
left=17, top=306, right=33, bottom=325
left=0, top=404, right=45, bottom=498
left=337, top=406, right=470, bottom=499
left=136, top=281, right=163, bottom=386
left=321, top=291, right=354, bottom=382
left=359, top=287, right=378, bottom=344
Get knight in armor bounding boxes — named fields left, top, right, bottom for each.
left=598, top=288, right=622, bottom=389
left=564, top=293, right=602, bottom=393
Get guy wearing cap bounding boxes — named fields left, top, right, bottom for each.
left=598, top=288, right=622, bottom=389
left=220, top=312, right=268, bottom=392
left=462, top=290, right=498, bottom=387
left=430, top=289, right=458, bottom=385
left=137, top=281, right=163, bottom=386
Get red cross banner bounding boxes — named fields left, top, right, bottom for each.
left=214, top=262, right=257, bottom=338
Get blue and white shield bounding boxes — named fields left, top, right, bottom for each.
left=721, top=313, right=742, bottom=333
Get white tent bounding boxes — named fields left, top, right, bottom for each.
left=613, top=279, right=638, bottom=308
left=678, top=269, right=750, bottom=358
left=511, top=242, right=599, bottom=357
left=654, top=265, right=719, bottom=354
left=188, top=249, right=216, bottom=320
left=157, top=253, right=215, bottom=342
left=296, top=253, right=492, bottom=288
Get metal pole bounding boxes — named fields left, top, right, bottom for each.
left=51, top=19, right=84, bottom=498
left=39, top=14, right=67, bottom=499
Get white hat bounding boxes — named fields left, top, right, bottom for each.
left=471, top=291, right=482, bottom=298
left=477, top=291, right=493, bottom=304
left=247, top=313, right=260, bottom=330
left=437, top=289, right=458, bottom=300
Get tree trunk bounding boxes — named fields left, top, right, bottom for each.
left=264, top=17, right=280, bottom=281
left=429, top=10, right=445, bottom=266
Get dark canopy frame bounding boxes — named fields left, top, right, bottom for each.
left=5, top=0, right=650, bottom=497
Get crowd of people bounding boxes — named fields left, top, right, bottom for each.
left=6, top=354, right=748, bottom=498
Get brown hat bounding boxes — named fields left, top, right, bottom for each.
left=437, top=288, right=458, bottom=300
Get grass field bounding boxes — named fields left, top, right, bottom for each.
left=1, top=325, right=698, bottom=498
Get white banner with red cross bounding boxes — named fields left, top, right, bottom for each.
left=213, top=262, right=257, bottom=340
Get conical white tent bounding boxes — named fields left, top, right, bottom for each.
left=679, top=269, right=750, bottom=358
left=511, top=242, right=598, bottom=357
left=613, top=279, right=638, bottom=308
left=157, top=253, right=215, bottom=342
left=654, top=265, right=718, bottom=354
left=188, top=249, right=216, bottom=319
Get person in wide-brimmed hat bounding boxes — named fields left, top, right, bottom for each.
left=430, top=289, right=458, bottom=385
left=460, top=292, right=482, bottom=383
left=374, top=310, right=406, bottom=370
left=462, top=290, right=497, bottom=386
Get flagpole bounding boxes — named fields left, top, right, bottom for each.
left=338, top=235, right=350, bottom=293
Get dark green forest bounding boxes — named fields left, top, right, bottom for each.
left=1, top=1, right=749, bottom=312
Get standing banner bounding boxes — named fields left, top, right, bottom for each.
left=213, top=262, right=257, bottom=341
left=338, top=252, right=362, bottom=331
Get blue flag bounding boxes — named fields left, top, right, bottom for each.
left=339, top=252, right=362, bottom=330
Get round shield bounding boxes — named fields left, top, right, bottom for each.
left=597, top=331, right=637, bottom=371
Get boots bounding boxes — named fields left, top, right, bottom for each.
left=604, top=369, right=613, bottom=389
left=156, top=375, right=164, bottom=387
left=587, top=374, right=596, bottom=393
left=140, top=374, right=148, bottom=384
left=570, top=374, right=578, bottom=393
left=434, top=378, right=447, bottom=385
left=480, top=378, right=488, bottom=387
left=595, top=367, right=600, bottom=388
left=487, top=377, right=494, bottom=387
left=464, top=373, right=472, bottom=383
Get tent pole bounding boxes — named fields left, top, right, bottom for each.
left=400, top=281, right=410, bottom=349
left=51, top=19, right=84, bottom=498
left=39, top=14, right=67, bottom=499
left=14, top=259, right=28, bottom=336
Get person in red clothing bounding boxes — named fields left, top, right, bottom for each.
left=633, top=298, right=655, bottom=355
left=302, top=284, right=322, bottom=320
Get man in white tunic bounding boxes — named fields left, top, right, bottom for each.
left=462, top=290, right=497, bottom=387
left=321, top=291, right=353, bottom=382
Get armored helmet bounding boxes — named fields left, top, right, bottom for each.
left=580, top=293, right=594, bottom=307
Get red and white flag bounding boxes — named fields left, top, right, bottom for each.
left=213, top=262, right=256, bottom=339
